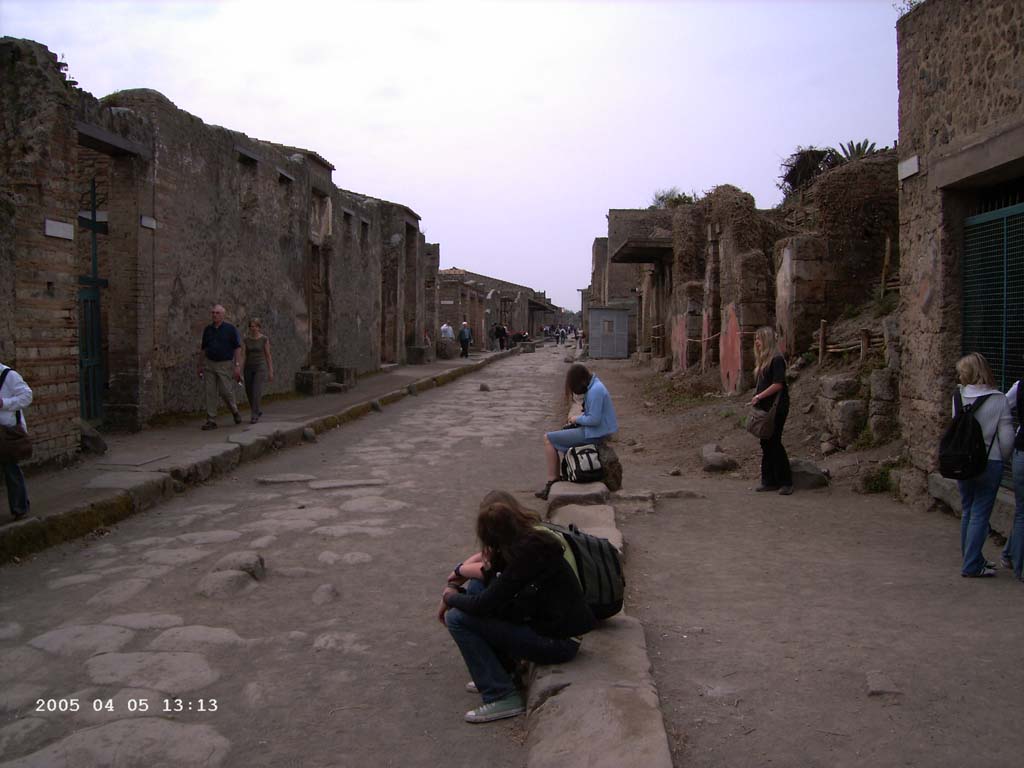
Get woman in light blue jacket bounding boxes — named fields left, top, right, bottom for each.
left=536, top=364, right=618, bottom=500
left=953, top=353, right=1014, bottom=578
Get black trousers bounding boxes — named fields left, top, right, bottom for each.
left=759, top=402, right=792, bottom=487
left=459, top=339, right=470, bottom=357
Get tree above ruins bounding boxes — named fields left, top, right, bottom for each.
left=649, top=187, right=696, bottom=209
left=777, top=146, right=842, bottom=199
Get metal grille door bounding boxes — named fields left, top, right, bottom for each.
left=79, top=286, right=104, bottom=421
left=962, top=202, right=1024, bottom=390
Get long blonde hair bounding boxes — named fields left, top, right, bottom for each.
left=753, top=326, right=781, bottom=380
left=956, top=352, right=994, bottom=387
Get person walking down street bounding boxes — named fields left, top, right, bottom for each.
left=953, top=353, right=1013, bottom=578
left=458, top=322, right=473, bottom=358
left=241, top=317, right=274, bottom=424
left=750, top=326, right=793, bottom=495
left=495, top=323, right=508, bottom=351
left=536, top=363, right=618, bottom=500
left=198, top=304, right=243, bottom=430
left=0, top=362, right=32, bottom=521
left=440, top=321, right=455, bottom=341
left=438, top=491, right=595, bottom=723
left=1002, top=375, right=1024, bottom=579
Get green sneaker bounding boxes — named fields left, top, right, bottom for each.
left=464, top=692, right=525, bottom=723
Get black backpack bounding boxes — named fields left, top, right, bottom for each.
left=560, top=444, right=603, bottom=483
left=544, top=521, right=624, bottom=620
left=938, top=391, right=996, bottom=480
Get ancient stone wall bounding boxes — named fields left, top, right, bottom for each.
left=670, top=206, right=706, bottom=370
left=897, top=0, right=1024, bottom=483
left=1, top=40, right=86, bottom=462
left=591, top=238, right=608, bottom=304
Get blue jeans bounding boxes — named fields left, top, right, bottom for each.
left=958, top=459, right=1004, bottom=576
left=445, top=579, right=580, bottom=703
left=1, top=461, right=29, bottom=518
left=546, top=427, right=597, bottom=454
left=1007, top=451, right=1024, bottom=581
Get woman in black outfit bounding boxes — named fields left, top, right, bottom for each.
left=438, top=491, right=594, bottom=723
left=750, top=326, right=793, bottom=495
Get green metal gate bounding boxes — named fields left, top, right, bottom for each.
left=78, top=178, right=107, bottom=421
left=962, top=202, right=1024, bottom=389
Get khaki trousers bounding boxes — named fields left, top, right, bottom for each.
left=203, top=359, right=238, bottom=420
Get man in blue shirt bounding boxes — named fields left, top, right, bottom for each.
left=197, top=304, right=242, bottom=430
left=457, top=322, right=473, bottom=358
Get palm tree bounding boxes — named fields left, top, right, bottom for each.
left=837, top=139, right=877, bottom=161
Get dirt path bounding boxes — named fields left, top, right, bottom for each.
left=591, top=359, right=1024, bottom=768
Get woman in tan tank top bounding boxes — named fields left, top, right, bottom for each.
left=241, top=318, right=274, bottom=423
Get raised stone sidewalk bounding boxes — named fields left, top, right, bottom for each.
left=523, top=370, right=674, bottom=768
left=0, top=350, right=517, bottom=563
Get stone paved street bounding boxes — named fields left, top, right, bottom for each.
left=0, top=350, right=570, bottom=767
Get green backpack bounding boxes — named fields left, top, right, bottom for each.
left=544, top=521, right=624, bottom=620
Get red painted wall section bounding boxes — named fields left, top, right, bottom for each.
left=719, top=303, right=742, bottom=394
left=673, top=316, right=688, bottom=371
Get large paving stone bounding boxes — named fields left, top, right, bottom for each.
left=0, top=718, right=230, bottom=767
left=148, top=626, right=246, bottom=650
left=28, top=625, right=135, bottom=656
left=73, top=688, right=162, bottom=725
left=0, top=717, right=48, bottom=759
left=213, top=551, right=266, bottom=580
left=143, top=547, right=209, bottom=566
left=47, top=574, right=103, bottom=590
left=547, top=482, right=610, bottom=512
left=0, top=622, right=23, bottom=640
left=103, top=613, right=183, bottom=630
left=0, top=647, right=47, bottom=683
left=312, top=632, right=370, bottom=653
left=256, top=473, right=317, bottom=485
left=0, top=682, right=47, bottom=714
left=197, top=570, right=256, bottom=599
left=526, top=613, right=672, bottom=768
left=549, top=504, right=615, bottom=532
left=311, top=584, right=340, bottom=605
left=86, top=578, right=151, bottom=607
left=338, top=496, right=410, bottom=514
left=307, top=479, right=386, bottom=490
left=177, top=530, right=242, bottom=545
left=85, top=652, right=219, bottom=693
left=312, top=522, right=392, bottom=538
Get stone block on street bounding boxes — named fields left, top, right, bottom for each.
left=213, top=551, right=266, bottom=580
left=869, top=368, right=898, bottom=402
left=790, top=459, right=829, bottom=490
left=197, top=570, right=255, bottom=598
left=831, top=400, right=867, bottom=447
left=550, top=504, right=616, bottom=532
left=256, top=473, right=317, bottom=485
left=596, top=442, right=623, bottom=492
left=546, top=482, right=609, bottom=512
left=701, top=443, right=738, bottom=472
left=866, top=669, right=901, bottom=696
left=311, top=583, right=340, bottom=605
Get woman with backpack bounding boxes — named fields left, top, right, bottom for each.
left=437, top=491, right=595, bottom=723
left=535, top=363, right=618, bottom=501
left=1001, top=377, right=1024, bottom=580
left=951, top=353, right=1014, bottom=578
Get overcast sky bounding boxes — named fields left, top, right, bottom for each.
left=2, top=0, right=899, bottom=310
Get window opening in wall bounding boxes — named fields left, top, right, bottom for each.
left=236, top=145, right=259, bottom=165
left=969, top=179, right=1024, bottom=217
left=360, top=220, right=369, bottom=245
left=602, top=320, right=614, bottom=334
left=277, top=167, right=294, bottom=185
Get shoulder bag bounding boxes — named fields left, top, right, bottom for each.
left=0, top=368, right=33, bottom=463
left=745, top=397, right=779, bottom=441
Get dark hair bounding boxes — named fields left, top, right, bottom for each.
left=565, top=364, right=592, bottom=398
left=477, top=491, right=560, bottom=563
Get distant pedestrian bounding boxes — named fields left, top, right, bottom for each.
left=559, top=327, right=567, bottom=345
left=952, top=353, right=1013, bottom=578
left=750, top=326, right=793, bottom=495
left=198, top=304, right=242, bottom=430
left=440, top=321, right=455, bottom=341
left=241, top=317, right=274, bottom=424
left=488, top=322, right=498, bottom=351
left=495, top=323, right=508, bottom=351
left=0, top=362, right=32, bottom=521
left=536, top=363, right=618, bottom=500
left=458, top=322, right=473, bottom=358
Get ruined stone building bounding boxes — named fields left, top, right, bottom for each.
left=896, top=0, right=1024, bottom=500
left=1, top=38, right=438, bottom=464
left=584, top=169, right=897, bottom=394
left=437, top=268, right=558, bottom=346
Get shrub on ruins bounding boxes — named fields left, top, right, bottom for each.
left=649, top=186, right=696, bottom=209
left=777, top=146, right=842, bottom=199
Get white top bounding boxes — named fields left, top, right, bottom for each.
left=953, top=384, right=1013, bottom=462
left=440, top=323, right=455, bottom=340
left=0, top=364, right=32, bottom=432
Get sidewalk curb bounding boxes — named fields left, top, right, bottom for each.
left=0, top=348, right=519, bottom=564
left=524, top=395, right=673, bottom=768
